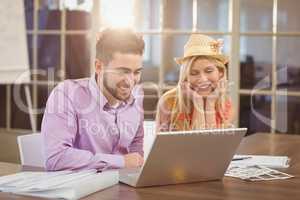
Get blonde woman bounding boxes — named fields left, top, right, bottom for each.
left=156, top=34, right=234, bottom=132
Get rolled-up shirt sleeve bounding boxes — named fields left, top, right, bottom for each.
left=128, top=117, right=144, bottom=157
left=42, top=84, right=124, bottom=171
left=128, top=87, right=144, bottom=157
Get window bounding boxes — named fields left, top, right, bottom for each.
left=1, top=0, right=299, bottom=135
left=239, top=0, right=300, bottom=134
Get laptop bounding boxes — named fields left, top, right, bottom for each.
left=119, top=128, right=247, bottom=187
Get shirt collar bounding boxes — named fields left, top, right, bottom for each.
left=88, top=73, right=137, bottom=110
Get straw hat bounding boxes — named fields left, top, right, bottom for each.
left=175, top=34, right=228, bottom=65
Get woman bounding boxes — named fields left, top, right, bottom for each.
left=156, top=34, right=234, bottom=131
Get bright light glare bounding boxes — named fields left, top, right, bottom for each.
left=101, top=0, right=135, bottom=28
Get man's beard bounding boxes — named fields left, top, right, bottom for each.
left=103, top=75, right=131, bottom=101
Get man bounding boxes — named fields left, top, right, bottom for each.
left=42, top=28, right=145, bottom=171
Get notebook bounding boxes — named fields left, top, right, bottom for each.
left=0, top=170, right=118, bottom=200
left=231, top=155, right=290, bottom=168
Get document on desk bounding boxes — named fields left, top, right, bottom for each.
left=231, top=155, right=290, bottom=168
left=225, top=165, right=294, bottom=181
left=0, top=169, right=119, bottom=200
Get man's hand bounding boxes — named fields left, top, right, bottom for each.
left=124, top=153, right=144, bottom=168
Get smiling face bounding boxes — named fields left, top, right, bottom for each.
left=96, top=52, right=143, bottom=103
left=186, top=57, right=224, bottom=96
left=94, top=28, right=145, bottom=104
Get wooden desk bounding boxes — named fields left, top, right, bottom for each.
left=0, top=133, right=299, bottom=200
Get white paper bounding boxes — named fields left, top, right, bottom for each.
left=0, top=170, right=119, bottom=200
left=0, top=171, right=72, bottom=191
left=10, top=171, right=94, bottom=192
left=232, top=155, right=290, bottom=168
left=225, top=165, right=294, bottom=181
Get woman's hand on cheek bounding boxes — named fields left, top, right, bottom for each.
left=206, top=86, right=219, bottom=107
left=206, top=78, right=231, bottom=109
left=218, top=78, right=229, bottom=94
left=205, top=78, right=225, bottom=105
left=180, top=81, right=204, bottom=105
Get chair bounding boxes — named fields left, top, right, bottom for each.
left=17, top=133, right=45, bottom=167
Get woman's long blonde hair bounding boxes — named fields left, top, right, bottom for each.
left=170, top=55, right=230, bottom=130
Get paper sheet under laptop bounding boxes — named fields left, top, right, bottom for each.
left=0, top=170, right=119, bottom=200
left=232, top=155, right=290, bottom=168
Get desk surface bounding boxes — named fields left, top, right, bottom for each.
left=0, top=133, right=299, bottom=200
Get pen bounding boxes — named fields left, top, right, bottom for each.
left=232, top=156, right=252, bottom=161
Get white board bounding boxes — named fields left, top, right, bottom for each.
left=0, top=0, right=30, bottom=84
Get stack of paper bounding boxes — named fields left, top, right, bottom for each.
left=226, top=154, right=293, bottom=181
left=231, top=155, right=290, bottom=168
left=225, top=165, right=294, bottom=181
left=0, top=169, right=119, bottom=200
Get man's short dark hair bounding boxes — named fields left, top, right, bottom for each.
left=96, top=28, right=145, bottom=64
